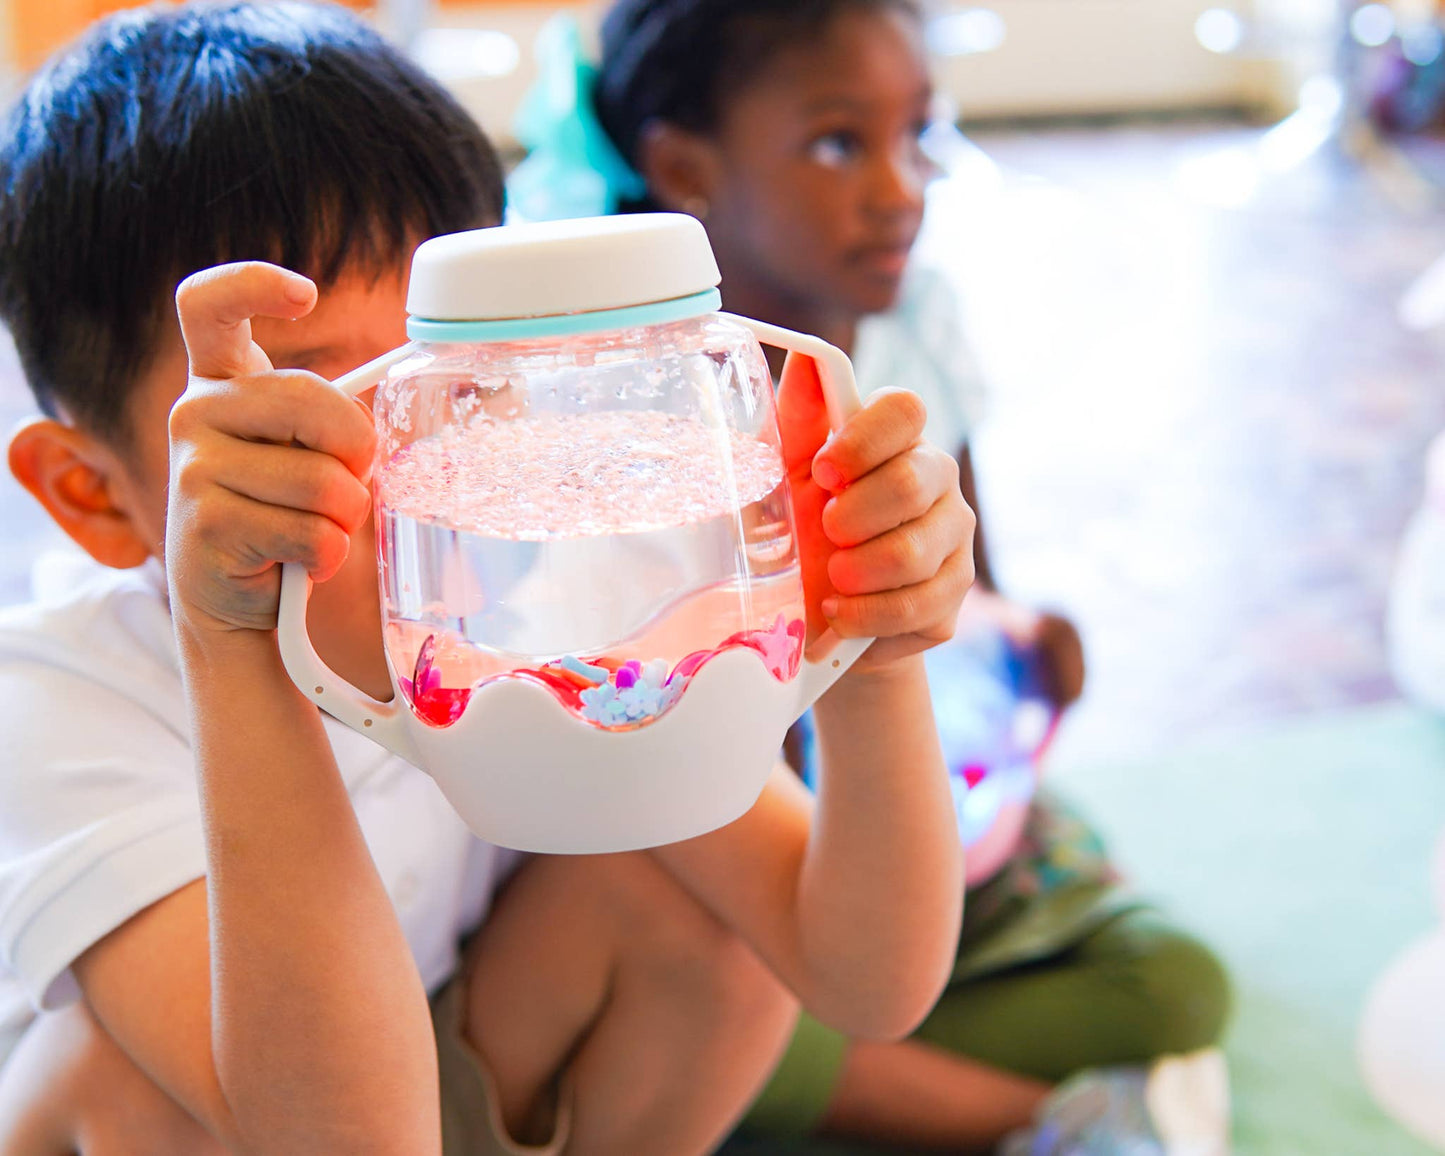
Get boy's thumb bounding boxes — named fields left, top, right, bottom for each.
left=176, top=262, right=317, bottom=381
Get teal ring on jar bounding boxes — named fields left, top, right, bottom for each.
left=406, top=288, right=723, bottom=344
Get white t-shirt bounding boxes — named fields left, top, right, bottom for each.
left=0, top=551, right=519, bottom=1068
left=853, top=264, right=987, bottom=454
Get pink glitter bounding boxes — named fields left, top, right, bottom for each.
left=395, top=617, right=806, bottom=730
left=378, top=411, right=785, bottom=540
left=401, top=634, right=472, bottom=728
left=732, top=614, right=807, bottom=681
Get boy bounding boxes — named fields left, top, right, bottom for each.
left=0, top=5, right=973, bottom=1153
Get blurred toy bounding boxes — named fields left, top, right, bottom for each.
left=1386, top=428, right=1445, bottom=711
left=800, top=615, right=1059, bottom=884
left=1358, top=828, right=1445, bottom=1149
left=926, top=623, right=1057, bottom=842
left=1368, top=30, right=1445, bottom=134
left=508, top=15, right=645, bottom=221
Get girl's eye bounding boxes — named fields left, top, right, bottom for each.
left=808, top=130, right=864, bottom=168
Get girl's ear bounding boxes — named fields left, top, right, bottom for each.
left=8, top=418, right=153, bottom=569
left=634, top=121, right=724, bottom=216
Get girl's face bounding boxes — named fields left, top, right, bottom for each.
left=703, top=5, right=933, bottom=319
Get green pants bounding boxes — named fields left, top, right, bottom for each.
left=744, top=908, right=1231, bottom=1137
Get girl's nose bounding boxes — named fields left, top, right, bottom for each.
left=868, top=138, right=929, bottom=219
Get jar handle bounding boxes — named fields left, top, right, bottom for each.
left=275, top=343, right=422, bottom=761
left=725, top=314, right=874, bottom=713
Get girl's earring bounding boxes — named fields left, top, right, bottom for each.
left=683, top=196, right=710, bottom=221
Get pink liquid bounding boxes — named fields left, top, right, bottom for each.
left=377, top=412, right=805, bottom=728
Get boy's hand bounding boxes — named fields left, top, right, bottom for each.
left=167, top=262, right=375, bottom=642
left=777, top=356, right=975, bottom=671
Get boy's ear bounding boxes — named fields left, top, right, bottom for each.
left=8, top=418, right=153, bottom=569
left=634, top=121, right=722, bottom=215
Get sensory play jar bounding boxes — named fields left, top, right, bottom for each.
left=276, top=215, right=870, bottom=853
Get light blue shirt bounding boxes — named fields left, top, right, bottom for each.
left=852, top=264, right=987, bottom=453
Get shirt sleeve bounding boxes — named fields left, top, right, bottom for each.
left=0, top=660, right=206, bottom=1011
left=853, top=266, right=989, bottom=453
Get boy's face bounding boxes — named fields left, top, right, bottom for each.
left=109, top=263, right=411, bottom=688
left=702, top=6, right=933, bottom=319
left=122, top=263, right=411, bottom=553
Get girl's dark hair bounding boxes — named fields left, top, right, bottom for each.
left=0, top=2, right=505, bottom=443
left=595, top=0, right=920, bottom=180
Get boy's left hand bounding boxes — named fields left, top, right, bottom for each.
left=778, top=355, right=975, bottom=671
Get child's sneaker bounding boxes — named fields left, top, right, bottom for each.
left=999, top=1049, right=1230, bottom=1156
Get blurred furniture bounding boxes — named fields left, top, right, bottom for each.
left=5, top=0, right=378, bottom=69
left=8, top=0, right=152, bottom=71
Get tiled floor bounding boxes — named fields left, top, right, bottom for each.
left=3, top=121, right=1444, bottom=770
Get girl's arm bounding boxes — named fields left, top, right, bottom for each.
left=656, top=362, right=969, bottom=1039
left=658, top=659, right=961, bottom=1041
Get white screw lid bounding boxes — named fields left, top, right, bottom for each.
left=406, top=213, right=722, bottom=323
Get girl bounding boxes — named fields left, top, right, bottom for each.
left=513, top=2, right=1233, bottom=1151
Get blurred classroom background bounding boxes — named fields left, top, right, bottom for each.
left=5, top=1, right=1445, bottom=1152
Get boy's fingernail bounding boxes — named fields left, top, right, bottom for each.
left=284, top=277, right=314, bottom=305
left=821, top=598, right=840, bottom=619
left=814, top=460, right=844, bottom=492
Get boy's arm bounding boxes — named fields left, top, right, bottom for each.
left=74, top=264, right=440, bottom=1153
left=656, top=364, right=970, bottom=1040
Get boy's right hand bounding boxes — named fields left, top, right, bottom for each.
left=168, top=262, right=375, bottom=642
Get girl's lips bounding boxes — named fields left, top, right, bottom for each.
left=852, top=244, right=913, bottom=279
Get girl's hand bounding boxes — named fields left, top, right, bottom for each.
left=777, top=355, right=975, bottom=671
left=167, top=262, right=375, bottom=642
left=1030, top=611, right=1086, bottom=709
left=960, top=590, right=1087, bottom=709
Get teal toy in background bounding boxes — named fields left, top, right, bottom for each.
left=509, top=15, right=646, bottom=221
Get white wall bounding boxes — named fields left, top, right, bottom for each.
left=934, top=0, right=1273, bottom=119
left=423, top=0, right=1289, bottom=148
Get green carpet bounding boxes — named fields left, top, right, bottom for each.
left=1050, top=702, right=1445, bottom=1155
left=728, top=702, right=1445, bottom=1155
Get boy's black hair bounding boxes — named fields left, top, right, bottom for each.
left=0, top=1, right=504, bottom=443
left=595, top=0, right=920, bottom=186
